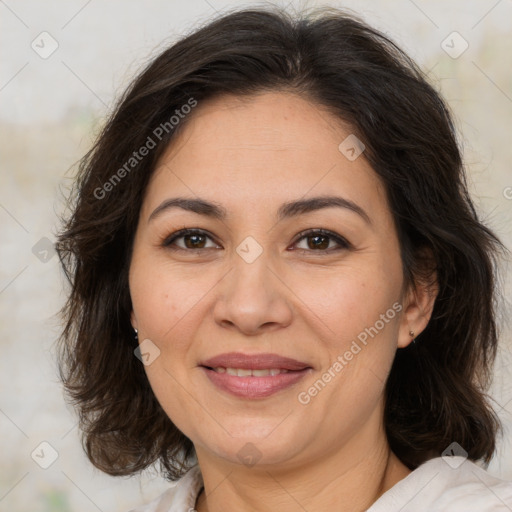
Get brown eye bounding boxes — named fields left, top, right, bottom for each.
left=162, top=228, right=351, bottom=255
left=292, top=229, right=351, bottom=254
left=163, top=229, right=219, bottom=251
left=305, top=234, right=330, bottom=250
left=182, top=233, right=207, bottom=249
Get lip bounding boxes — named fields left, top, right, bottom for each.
left=199, top=352, right=312, bottom=399
left=200, top=352, right=311, bottom=371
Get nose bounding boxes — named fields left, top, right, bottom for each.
left=213, top=247, right=293, bottom=336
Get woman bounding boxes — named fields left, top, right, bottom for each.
left=56, top=5, right=512, bottom=511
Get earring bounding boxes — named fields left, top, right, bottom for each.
left=134, top=328, right=138, bottom=340
left=409, top=330, right=415, bottom=338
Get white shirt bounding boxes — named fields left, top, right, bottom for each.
left=129, top=456, right=512, bottom=511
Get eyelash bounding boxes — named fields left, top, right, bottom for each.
left=162, top=228, right=351, bottom=255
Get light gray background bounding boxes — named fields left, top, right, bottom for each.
left=1, top=0, right=511, bottom=511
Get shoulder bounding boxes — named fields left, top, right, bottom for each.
left=368, top=456, right=512, bottom=511
left=126, top=464, right=203, bottom=512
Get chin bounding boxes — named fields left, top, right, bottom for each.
left=194, top=420, right=309, bottom=467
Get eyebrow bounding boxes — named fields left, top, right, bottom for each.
left=148, top=195, right=372, bottom=226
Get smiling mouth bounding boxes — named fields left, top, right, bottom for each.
left=198, top=352, right=312, bottom=398
left=200, top=365, right=312, bottom=399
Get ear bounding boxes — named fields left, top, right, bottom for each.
left=397, top=250, right=438, bottom=349
left=130, top=310, right=138, bottom=331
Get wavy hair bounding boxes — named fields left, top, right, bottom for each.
left=55, top=5, right=505, bottom=480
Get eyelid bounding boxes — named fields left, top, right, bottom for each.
left=162, top=227, right=352, bottom=254
left=162, top=228, right=220, bottom=249
left=291, top=228, right=352, bottom=252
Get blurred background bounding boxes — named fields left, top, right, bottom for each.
left=1, top=0, right=511, bottom=510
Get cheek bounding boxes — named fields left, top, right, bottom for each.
left=130, top=258, right=209, bottom=343
left=143, top=363, right=197, bottom=441
left=299, top=270, right=400, bottom=424
left=291, top=263, right=398, bottom=343
left=294, top=258, right=402, bottom=394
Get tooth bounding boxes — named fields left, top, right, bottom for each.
left=252, top=369, right=271, bottom=377
left=219, top=367, right=289, bottom=376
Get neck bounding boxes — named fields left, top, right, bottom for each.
left=194, top=431, right=411, bottom=512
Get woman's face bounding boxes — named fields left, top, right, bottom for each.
left=129, top=91, right=420, bottom=469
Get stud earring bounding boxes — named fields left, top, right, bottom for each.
left=134, top=328, right=138, bottom=340
left=409, top=330, right=415, bottom=338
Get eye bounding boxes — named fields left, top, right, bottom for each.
left=291, top=229, right=351, bottom=254
left=162, top=229, right=220, bottom=251
left=162, top=228, right=351, bottom=254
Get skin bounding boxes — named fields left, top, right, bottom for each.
left=129, top=91, right=437, bottom=512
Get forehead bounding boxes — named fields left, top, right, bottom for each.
left=141, top=91, right=389, bottom=223
left=165, top=91, right=349, bottom=156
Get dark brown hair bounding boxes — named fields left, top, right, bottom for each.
left=55, top=5, right=505, bottom=480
